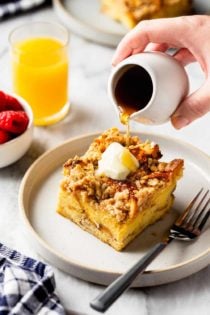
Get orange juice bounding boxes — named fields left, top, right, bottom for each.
left=11, top=37, right=69, bottom=125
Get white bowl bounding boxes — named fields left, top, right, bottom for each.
left=0, top=93, right=33, bottom=168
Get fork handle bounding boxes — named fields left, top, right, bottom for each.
left=90, top=241, right=169, bottom=313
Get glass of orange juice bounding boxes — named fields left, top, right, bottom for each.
left=9, top=22, right=69, bottom=126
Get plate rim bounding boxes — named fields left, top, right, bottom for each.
left=53, top=0, right=210, bottom=47
left=53, top=0, right=126, bottom=47
left=19, top=131, right=210, bottom=279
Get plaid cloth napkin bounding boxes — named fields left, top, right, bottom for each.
left=0, top=0, right=50, bottom=20
left=0, top=243, right=65, bottom=315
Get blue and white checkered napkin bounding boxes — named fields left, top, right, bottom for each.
left=0, top=243, right=65, bottom=315
left=0, top=0, right=50, bottom=20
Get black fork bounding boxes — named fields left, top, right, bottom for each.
left=90, top=188, right=210, bottom=313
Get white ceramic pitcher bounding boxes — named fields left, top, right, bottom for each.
left=108, top=52, right=189, bottom=125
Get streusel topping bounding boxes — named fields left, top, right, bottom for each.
left=62, top=128, right=183, bottom=222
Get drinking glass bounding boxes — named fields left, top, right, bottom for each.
left=9, top=21, right=70, bottom=126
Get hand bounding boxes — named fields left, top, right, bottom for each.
left=112, top=15, right=210, bottom=129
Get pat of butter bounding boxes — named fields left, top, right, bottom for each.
left=96, top=142, right=139, bottom=180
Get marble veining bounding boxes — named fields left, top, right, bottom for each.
left=0, top=6, right=210, bottom=315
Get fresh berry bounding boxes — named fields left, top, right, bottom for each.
left=0, top=129, right=11, bottom=144
left=5, top=94, right=24, bottom=111
left=0, top=91, right=6, bottom=111
left=0, top=110, right=29, bottom=135
left=0, top=91, right=23, bottom=112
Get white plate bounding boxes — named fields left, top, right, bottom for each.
left=53, top=0, right=210, bottom=46
left=19, top=132, right=210, bottom=287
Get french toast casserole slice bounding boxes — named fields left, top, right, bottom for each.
left=101, top=0, right=192, bottom=29
left=57, top=128, right=183, bottom=251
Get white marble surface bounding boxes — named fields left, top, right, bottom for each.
left=0, top=6, right=210, bottom=315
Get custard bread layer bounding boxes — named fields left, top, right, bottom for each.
left=57, top=128, right=183, bottom=251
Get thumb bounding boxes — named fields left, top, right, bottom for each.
left=171, top=81, right=210, bottom=129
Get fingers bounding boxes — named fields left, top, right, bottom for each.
left=145, top=43, right=169, bottom=52
left=112, top=27, right=149, bottom=65
left=112, top=15, right=210, bottom=128
left=112, top=17, right=190, bottom=65
left=173, top=48, right=196, bottom=66
left=145, top=44, right=196, bottom=67
left=171, top=81, right=210, bottom=129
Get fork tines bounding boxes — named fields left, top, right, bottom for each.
left=176, top=188, right=210, bottom=234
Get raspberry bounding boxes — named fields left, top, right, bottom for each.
left=0, top=91, right=23, bottom=112
left=0, top=111, right=29, bottom=135
left=0, top=129, right=11, bottom=144
left=0, top=91, right=6, bottom=111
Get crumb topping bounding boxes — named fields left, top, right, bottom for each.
left=62, top=128, right=183, bottom=222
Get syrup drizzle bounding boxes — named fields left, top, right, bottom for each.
left=120, top=112, right=130, bottom=147
left=115, top=65, right=153, bottom=147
